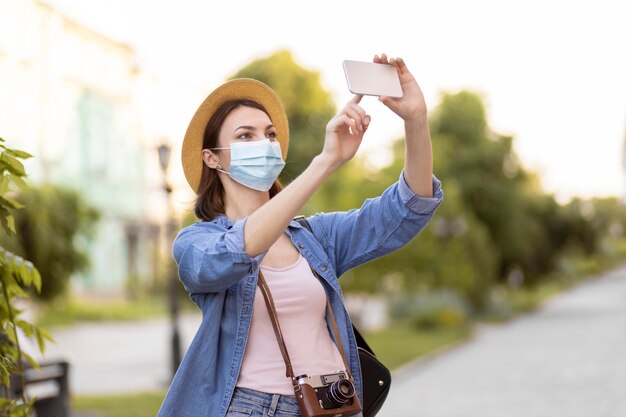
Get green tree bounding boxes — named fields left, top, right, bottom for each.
left=0, top=185, right=99, bottom=301
left=306, top=138, right=498, bottom=310
left=0, top=138, right=54, bottom=416
left=231, top=50, right=336, bottom=182
left=429, top=91, right=555, bottom=282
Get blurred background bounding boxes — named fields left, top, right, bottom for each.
left=0, top=0, right=625, bottom=416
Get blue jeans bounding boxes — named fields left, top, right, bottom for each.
left=226, top=387, right=302, bottom=417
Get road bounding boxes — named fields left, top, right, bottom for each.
left=378, top=265, right=626, bottom=417
left=28, top=264, right=626, bottom=417
left=33, top=312, right=202, bottom=395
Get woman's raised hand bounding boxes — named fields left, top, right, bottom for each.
left=321, top=95, right=371, bottom=168
left=375, top=53, right=427, bottom=124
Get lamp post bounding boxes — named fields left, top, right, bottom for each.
left=157, top=142, right=182, bottom=379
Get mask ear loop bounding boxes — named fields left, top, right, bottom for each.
left=207, top=147, right=230, bottom=174
left=214, top=164, right=229, bottom=175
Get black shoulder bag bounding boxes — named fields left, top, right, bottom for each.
left=294, top=216, right=391, bottom=417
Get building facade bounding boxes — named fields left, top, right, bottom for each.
left=0, top=0, right=167, bottom=295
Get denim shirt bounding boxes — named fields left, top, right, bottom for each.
left=156, top=171, right=443, bottom=417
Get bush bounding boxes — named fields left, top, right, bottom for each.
left=389, top=290, right=471, bottom=331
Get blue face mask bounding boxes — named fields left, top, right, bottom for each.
left=211, top=139, right=285, bottom=192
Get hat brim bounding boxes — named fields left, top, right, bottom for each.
left=182, top=78, right=289, bottom=193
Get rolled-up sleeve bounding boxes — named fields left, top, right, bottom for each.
left=397, top=171, right=444, bottom=214
left=309, top=170, right=443, bottom=277
left=173, top=217, right=267, bottom=294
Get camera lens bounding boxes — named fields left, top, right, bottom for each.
left=328, top=378, right=355, bottom=406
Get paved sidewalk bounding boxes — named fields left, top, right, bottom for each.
left=37, top=312, right=202, bottom=395
left=378, top=266, right=626, bottom=417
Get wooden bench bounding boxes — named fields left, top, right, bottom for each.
left=7, top=358, right=70, bottom=417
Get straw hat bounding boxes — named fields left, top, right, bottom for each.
left=181, top=78, right=289, bottom=193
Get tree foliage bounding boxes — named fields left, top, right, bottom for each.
left=429, top=91, right=550, bottom=280
left=231, top=50, right=336, bottom=183
left=304, top=89, right=626, bottom=309
left=0, top=137, right=54, bottom=416
left=0, top=185, right=100, bottom=301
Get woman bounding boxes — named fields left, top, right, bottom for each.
left=156, top=54, right=443, bottom=417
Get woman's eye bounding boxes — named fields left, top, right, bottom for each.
left=266, top=131, right=277, bottom=139
left=237, top=133, right=252, bottom=140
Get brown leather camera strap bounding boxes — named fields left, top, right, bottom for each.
left=257, top=269, right=352, bottom=384
left=257, top=271, right=296, bottom=380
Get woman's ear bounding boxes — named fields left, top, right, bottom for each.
left=201, top=149, right=220, bottom=169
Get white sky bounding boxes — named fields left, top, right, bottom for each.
left=45, top=0, right=626, bottom=202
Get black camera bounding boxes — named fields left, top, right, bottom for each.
left=296, top=371, right=356, bottom=410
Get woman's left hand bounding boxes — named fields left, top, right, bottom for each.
left=375, top=54, right=427, bottom=124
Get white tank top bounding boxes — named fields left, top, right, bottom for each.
left=236, top=253, right=345, bottom=395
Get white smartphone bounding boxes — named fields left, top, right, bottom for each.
left=342, top=60, right=403, bottom=98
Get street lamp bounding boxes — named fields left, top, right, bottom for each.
left=157, top=142, right=182, bottom=379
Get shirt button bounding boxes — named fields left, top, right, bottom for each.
left=298, top=243, right=305, bottom=249
left=321, top=265, right=327, bottom=271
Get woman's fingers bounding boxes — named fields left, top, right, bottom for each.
left=344, top=105, right=366, bottom=128
left=374, top=53, right=407, bottom=75
left=351, top=94, right=363, bottom=104
left=396, top=57, right=408, bottom=75
left=332, top=97, right=367, bottom=131
left=330, top=112, right=370, bottom=136
left=327, top=98, right=370, bottom=136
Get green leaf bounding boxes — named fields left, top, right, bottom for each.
left=8, top=281, right=28, bottom=298
left=0, top=207, right=13, bottom=235
left=4, top=148, right=33, bottom=159
left=35, top=326, right=55, bottom=352
left=4, top=344, right=20, bottom=360
left=0, top=153, right=25, bottom=176
left=4, top=267, right=29, bottom=296
left=5, top=326, right=17, bottom=345
left=0, top=196, right=24, bottom=210
left=0, top=359, right=11, bottom=381
left=21, top=351, right=40, bottom=369
left=31, top=267, right=42, bottom=293
left=0, top=372, right=9, bottom=388
left=15, top=319, right=34, bottom=337
left=1, top=268, right=19, bottom=290
left=0, top=299, right=9, bottom=317
left=34, top=327, right=55, bottom=354
left=6, top=215, right=15, bottom=234
left=0, top=174, right=8, bottom=194
left=8, top=173, right=29, bottom=190
left=35, top=329, right=46, bottom=353
left=18, top=262, right=32, bottom=287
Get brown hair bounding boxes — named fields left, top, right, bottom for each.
left=194, top=99, right=283, bottom=221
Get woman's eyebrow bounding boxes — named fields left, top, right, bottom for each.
left=234, top=125, right=256, bottom=133
left=233, top=124, right=275, bottom=133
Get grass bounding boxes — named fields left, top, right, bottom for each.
left=363, top=322, right=471, bottom=370
left=34, top=293, right=198, bottom=328
left=72, top=391, right=167, bottom=417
